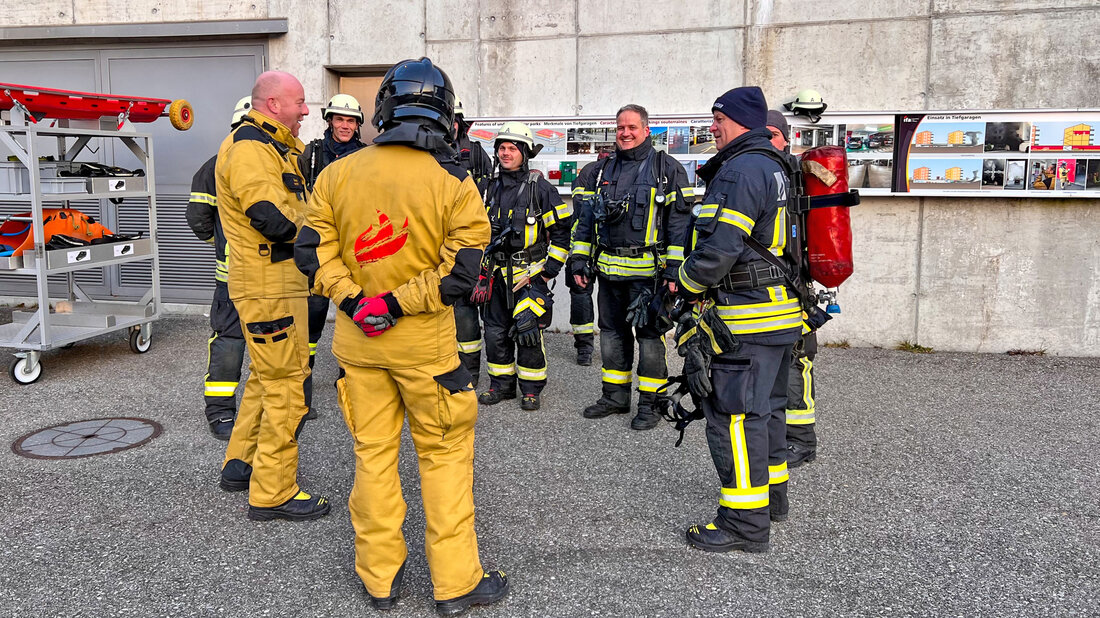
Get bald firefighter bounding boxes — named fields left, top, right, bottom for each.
left=295, top=58, right=508, bottom=614
left=215, top=71, right=329, bottom=521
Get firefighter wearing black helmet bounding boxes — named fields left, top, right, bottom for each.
left=470, top=121, right=572, bottom=411
left=294, top=57, right=508, bottom=614
left=569, top=104, right=694, bottom=431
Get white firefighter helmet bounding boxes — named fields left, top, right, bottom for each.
left=494, top=121, right=535, bottom=151
left=454, top=96, right=466, bottom=117
left=322, top=93, right=364, bottom=123
left=783, top=89, right=828, bottom=123
left=231, top=96, right=252, bottom=126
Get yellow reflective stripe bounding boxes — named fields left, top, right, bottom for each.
left=571, top=322, right=594, bottom=334
left=666, top=245, right=684, bottom=261
left=204, top=381, right=238, bottom=396
left=524, top=224, right=538, bottom=248
left=681, top=187, right=696, bottom=199
left=786, top=408, right=816, bottom=425
left=678, top=263, right=706, bottom=294
left=731, top=413, right=749, bottom=488
left=718, top=208, right=755, bottom=235
left=516, top=364, right=547, bottom=380
left=786, top=357, right=815, bottom=423
left=771, top=207, right=787, bottom=255
left=719, top=486, right=769, bottom=510
left=190, top=192, right=216, bottom=206
left=665, top=189, right=678, bottom=204
left=547, top=244, right=569, bottom=263
left=541, top=210, right=556, bottom=226
left=601, top=368, right=632, bottom=384
left=769, top=462, right=789, bottom=485
left=638, top=376, right=665, bottom=392
left=697, top=204, right=719, bottom=219
left=457, top=339, right=483, bottom=353
left=572, top=241, right=593, bottom=257
left=487, top=362, right=515, bottom=376
left=716, top=299, right=802, bottom=319
left=514, top=297, right=547, bottom=317
left=572, top=187, right=594, bottom=197
left=309, top=342, right=318, bottom=356
left=645, top=189, right=659, bottom=245
left=555, top=200, right=574, bottom=218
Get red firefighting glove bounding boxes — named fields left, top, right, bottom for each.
left=351, top=293, right=400, bottom=337
left=470, top=267, right=493, bottom=304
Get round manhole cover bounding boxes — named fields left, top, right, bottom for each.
left=12, top=417, right=162, bottom=460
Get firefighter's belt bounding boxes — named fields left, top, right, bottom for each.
left=719, top=259, right=786, bottom=292
left=492, top=245, right=547, bottom=264
left=600, top=244, right=658, bottom=258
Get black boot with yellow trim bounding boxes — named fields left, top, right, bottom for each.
left=247, top=490, right=331, bottom=522
left=685, top=522, right=769, bottom=554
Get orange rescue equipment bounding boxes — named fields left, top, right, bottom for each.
left=0, top=208, right=113, bottom=257
left=799, top=146, right=854, bottom=290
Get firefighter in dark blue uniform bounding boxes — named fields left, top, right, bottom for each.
left=570, top=104, right=694, bottom=430
left=473, top=122, right=573, bottom=411
left=186, top=97, right=252, bottom=440
left=676, top=87, right=802, bottom=553
left=452, top=97, right=495, bottom=385
left=564, top=157, right=605, bottom=366
left=298, top=93, right=367, bottom=401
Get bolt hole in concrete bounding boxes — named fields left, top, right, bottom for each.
left=12, top=417, right=161, bottom=460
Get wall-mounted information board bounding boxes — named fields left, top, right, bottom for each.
left=468, top=109, right=1100, bottom=198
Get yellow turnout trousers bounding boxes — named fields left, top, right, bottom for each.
left=335, top=353, right=483, bottom=600
left=223, top=296, right=311, bottom=507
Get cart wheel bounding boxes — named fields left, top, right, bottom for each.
left=169, top=99, right=194, bottom=131
left=9, top=357, right=42, bottom=385
left=129, top=329, right=152, bottom=354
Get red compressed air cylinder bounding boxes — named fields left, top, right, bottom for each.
left=800, top=146, right=853, bottom=289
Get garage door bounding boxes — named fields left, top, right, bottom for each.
left=0, top=43, right=263, bottom=303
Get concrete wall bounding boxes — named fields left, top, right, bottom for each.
left=4, top=0, right=1097, bottom=355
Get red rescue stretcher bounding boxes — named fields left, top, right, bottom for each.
left=0, top=82, right=193, bottom=130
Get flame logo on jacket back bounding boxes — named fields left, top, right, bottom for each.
left=354, top=210, right=410, bottom=264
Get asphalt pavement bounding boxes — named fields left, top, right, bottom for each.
left=1, top=315, right=1098, bottom=617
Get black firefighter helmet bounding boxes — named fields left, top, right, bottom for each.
left=373, top=57, right=455, bottom=136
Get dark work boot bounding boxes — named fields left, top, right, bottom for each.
left=220, top=458, right=252, bottom=492
left=787, top=442, right=817, bottom=468
left=520, top=394, right=540, bottom=411
left=209, top=417, right=234, bottom=441
left=770, top=487, right=789, bottom=523
left=576, top=347, right=593, bottom=366
left=303, top=408, right=318, bottom=421
left=686, top=523, right=769, bottom=554
left=247, top=490, right=331, bottom=522
left=582, top=397, right=630, bottom=419
left=478, top=389, right=516, bottom=406
left=630, top=406, right=661, bottom=430
left=368, top=560, right=405, bottom=610
left=435, top=570, right=510, bottom=616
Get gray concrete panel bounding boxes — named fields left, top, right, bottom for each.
left=746, top=20, right=930, bottom=111
left=933, top=0, right=1100, bottom=12
left=0, top=2, right=73, bottom=26
left=749, top=0, right=928, bottom=24
left=928, top=10, right=1100, bottom=109
left=428, top=41, right=482, bottom=115
left=820, top=198, right=920, bottom=348
left=577, top=29, right=743, bottom=115
left=71, top=0, right=269, bottom=23
left=479, top=0, right=576, bottom=40
left=329, top=0, right=426, bottom=66
left=268, top=0, right=329, bottom=108
left=426, top=0, right=478, bottom=41
left=916, top=199, right=1100, bottom=355
left=578, top=0, right=745, bottom=34
left=480, top=38, right=577, bottom=116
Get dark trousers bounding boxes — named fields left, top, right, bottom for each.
left=568, top=275, right=595, bottom=352
left=454, top=295, right=483, bottom=380
left=204, top=290, right=245, bottom=424
left=702, top=341, right=793, bottom=544
left=596, top=276, right=667, bottom=409
left=786, top=332, right=818, bottom=448
left=482, top=271, right=547, bottom=396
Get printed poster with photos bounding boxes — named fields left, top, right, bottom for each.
left=468, top=109, right=1100, bottom=198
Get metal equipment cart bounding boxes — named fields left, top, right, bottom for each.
left=0, top=113, right=161, bottom=385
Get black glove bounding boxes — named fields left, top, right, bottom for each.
left=625, top=288, right=654, bottom=329
left=679, top=338, right=713, bottom=398
left=511, top=287, right=549, bottom=347
left=804, top=304, right=833, bottom=331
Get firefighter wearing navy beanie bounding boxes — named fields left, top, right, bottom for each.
left=675, top=86, right=802, bottom=553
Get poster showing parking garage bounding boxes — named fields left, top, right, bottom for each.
left=469, top=109, right=1099, bottom=198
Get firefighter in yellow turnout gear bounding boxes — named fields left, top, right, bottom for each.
left=294, top=58, right=509, bottom=614
left=215, top=71, right=330, bottom=522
